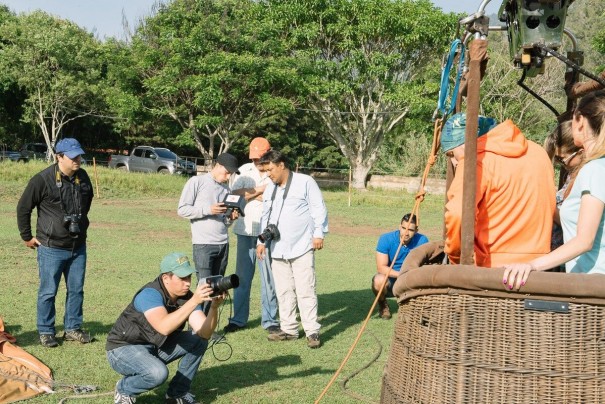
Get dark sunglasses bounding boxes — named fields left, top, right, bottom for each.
left=554, top=150, right=582, bottom=166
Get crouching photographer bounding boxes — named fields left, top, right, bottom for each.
left=107, top=252, right=226, bottom=404
left=255, top=150, right=329, bottom=349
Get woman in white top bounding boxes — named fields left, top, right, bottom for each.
left=504, top=90, right=605, bottom=289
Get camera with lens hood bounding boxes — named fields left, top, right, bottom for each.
left=258, top=223, right=280, bottom=242
left=205, top=274, right=240, bottom=297
left=63, top=214, right=82, bottom=238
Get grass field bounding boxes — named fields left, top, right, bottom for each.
left=0, top=161, right=445, bottom=403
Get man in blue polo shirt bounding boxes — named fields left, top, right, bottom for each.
left=372, top=213, right=428, bottom=319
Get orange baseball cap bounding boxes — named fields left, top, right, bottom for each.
left=249, top=137, right=271, bottom=159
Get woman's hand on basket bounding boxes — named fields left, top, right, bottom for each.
left=502, top=262, right=536, bottom=291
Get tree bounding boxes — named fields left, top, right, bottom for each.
left=0, top=5, right=27, bottom=148
left=374, top=63, right=447, bottom=177
left=132, top=0, right=302, bottom=162
left=566, top=0, right=605, bottom=72
left=0, top=11, right=105, bottom=158
left=270, top=0, right=456, bottom=188
left=479, top=34, right=566, bottom=141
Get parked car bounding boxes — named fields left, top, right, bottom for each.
left=19, top=143, right=48, bottom=162
left=0, top=150, right=21, bottom=162
left=108, top=146, right=197, bottom=175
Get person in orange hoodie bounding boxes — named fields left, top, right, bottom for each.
left=443, top=113, right=556, bottom=268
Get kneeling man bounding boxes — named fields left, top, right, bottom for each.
left=106, top=252, right=224, bottom=404
left=372, top=214, right=428, bottom=319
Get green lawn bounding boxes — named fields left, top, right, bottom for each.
left=0, top=161, right=445, bottom=403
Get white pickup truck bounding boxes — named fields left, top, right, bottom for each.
left=108, top=146, right=196, bottom=175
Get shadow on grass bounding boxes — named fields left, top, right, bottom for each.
left=4, top=320, right=112, bottom=348
left=247, top=288, right=395, bottom=344
left=132, top=354, right=329, bottom=402
left=8, top=288, right=391, bottom=349
left=318, top=288, right=395, bottom=344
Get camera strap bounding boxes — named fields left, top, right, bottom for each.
left=53, top=165, right=82, bottom=217
left=267, top=170, right=293, bottom=228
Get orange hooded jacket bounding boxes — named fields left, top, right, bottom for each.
left=444, top=120, right=555, bottom=268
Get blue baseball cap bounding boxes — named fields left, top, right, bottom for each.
left=441, top=113, right=497, bottom=152
left=160, top=252, right=195, bottom=278
left=55, top=138, right=85, bottom=159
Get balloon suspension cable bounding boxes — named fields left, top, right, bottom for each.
left=517, top=67, right=560, bottom=117
left=437, top=39, right=466, bottom=118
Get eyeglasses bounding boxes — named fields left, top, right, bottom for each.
left=555, top=149, right=582, bottom=166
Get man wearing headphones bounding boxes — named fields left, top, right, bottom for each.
left=17, top=138, right=94, bottom=348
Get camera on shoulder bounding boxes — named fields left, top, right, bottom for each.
left=205, top=274, right=240, bottom=297
left=223, top=194, right=246, bottom=217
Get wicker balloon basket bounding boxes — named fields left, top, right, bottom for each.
left=381, top=265, right=605, bottom=403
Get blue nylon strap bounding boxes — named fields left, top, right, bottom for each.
left=437, top=39, right=466, bottom=115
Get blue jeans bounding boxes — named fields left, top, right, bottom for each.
left=229, top=235, right=279, bottom=329
left=107, top=331, right=207, bottom=398
left=192, top=243, right=229, bottom=314
left=36, top=244, right=86, bottom=335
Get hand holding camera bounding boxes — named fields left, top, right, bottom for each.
left=210, top=202, right=228, bottom=215
left=193, top=283, right=217, bottom=305
left=205, top=274, right=240, bottom=297
left=223, top=194, right=246, bottom=219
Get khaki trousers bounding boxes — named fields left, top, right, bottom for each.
left=271, top=250, right=320, bottom=336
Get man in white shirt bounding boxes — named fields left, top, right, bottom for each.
left=224, top=138, right=280, bottom=336
left=256, top=150, right=328, bottom=349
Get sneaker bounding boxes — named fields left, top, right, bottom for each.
left=210, top=332, right=224, bottom=342
left=378, top=300, right=392, bottom=320
left=267, top=330, right=298, bottom=342
left=39, top=333, right=59, bottom=348
left=64, top=329, right=92, bottom=343
left=307, top=333, right=321, bottom=349
left=165, top=392, right=200, bottom=404
left=223, top=322, right=245, bottom=333
left=114, top=385, right=136, bottom=404
left=265, top=325, right=281, bottom=335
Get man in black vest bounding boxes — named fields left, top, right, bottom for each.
left=17, top=138, right=94, bottom=348
left=106, top=252, right=223, bottom=404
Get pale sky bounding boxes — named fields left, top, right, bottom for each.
left=0, top=0, right=500, bottom=40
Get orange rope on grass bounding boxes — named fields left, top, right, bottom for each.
left=314, top=117, right=445, bottom=403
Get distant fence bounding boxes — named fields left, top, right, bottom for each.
left=192, top=163, right=447, bottom=195
left=92, top=157, right=447, bottom=205
left=295, top=165, right=445, bottom=192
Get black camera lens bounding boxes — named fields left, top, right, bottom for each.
left=68, top=221, right=80, bottom=237
left=64, top=214, right=81, bottom=238
left=258, top=224, right=280, bottom=242
left=207, top=274, right=240, bottom=297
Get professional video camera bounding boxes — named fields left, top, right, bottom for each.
left=223, top=194, right=246, bottom=218
left=205, top=274, right=240, bottom=297
left=258, top=223, right=280, bottom=242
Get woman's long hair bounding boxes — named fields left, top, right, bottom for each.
left=574, top=90, right=605, bottom=162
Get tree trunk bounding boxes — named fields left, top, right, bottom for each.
left=351, top=163, right=370, bottom=189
